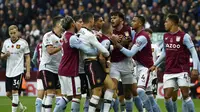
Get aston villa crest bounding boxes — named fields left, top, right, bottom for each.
left=176, top=36, right=181, bottom=42
left=124, top=31, right=129, bottom=37
left=16, top=44, right=20, bottom=49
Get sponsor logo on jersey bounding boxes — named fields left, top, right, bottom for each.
left=176, top=36, right=181, bottom=42
left=16, top=44, right=20, bottom=49
left=166, top=43, right=180, bottom=49
left=124, top=31, right=129, bottom=37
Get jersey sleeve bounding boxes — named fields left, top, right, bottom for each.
left=24, top=41, right=30, bottom=54
left=43, top=35, right=53, bottom=47
left=120, top=36, right=147, bottom=57
left=101, top=39, right=111, bottom=50
left=89, top=34, right=110, bottom=57
left=183, top=33, right=194, bottom=49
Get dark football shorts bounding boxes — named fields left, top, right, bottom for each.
left=118, top=81, right=124, bottom=96
left=84, top=60, right=106, bottom=89
left=6, top=74, right=23, bottom=92
left=40, top=70, right=60, bottom=90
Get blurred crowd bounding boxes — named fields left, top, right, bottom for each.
left=0, top=0, right=200, bottom=70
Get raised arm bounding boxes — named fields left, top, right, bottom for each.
left=119, top=36, right=147, bottom=57
left=70, top=35, right=98, bottom=55
left=89, top=35, right=110, bottom=57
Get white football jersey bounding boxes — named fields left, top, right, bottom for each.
left=39, top=31, right=62, bottom=74
left=1, top=38, right=30, bottom=77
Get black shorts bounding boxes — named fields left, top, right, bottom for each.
left=40, top=70, right=60, bottom=90
left=6, top=74, right=23, bottom=92
left=79, top=73, right=90, bottom=94
left=152, top=78, right=158, bottom=95
left=118, top=81, right=124, bottom=96
left=84, top=60, right=106, bottom=89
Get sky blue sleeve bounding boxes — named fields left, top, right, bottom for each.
left=101, top=39, right=110, bottom=50
left=69, top=35, right=98, bottom=55
left=183, top=33, right=194, bottom=49
left=31, top=48, right=38, bottom=67
left=131, top=30, right=136, bottom=40
left=120, top=36, right=147, bottom=57
left=183, top=34, right=199, bottom=69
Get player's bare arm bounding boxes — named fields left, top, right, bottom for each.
left=1, top=52, right=10, bottom=60
left=46, top=45, right=61, bottom=55
left=25, top=54, right=31, bottom=79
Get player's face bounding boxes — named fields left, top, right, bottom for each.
left=164, top=18, right=173, bottom=31
left=131, top=17, right=140, bottom=30
left=75, top=18, right=83, bottom=31
left=57, top=21, right=65, bottom=33
left=9, top=29, right=19, bottom=42
left=96, top=17, right=104, bottom=29
left=111, top=15, right=121, bottom=27
left=146, top=32, right=152, bottom=38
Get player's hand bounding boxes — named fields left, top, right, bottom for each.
left=110, top=34, right=119, bottom=45
left=148, top=65, right=156, bottom=73
left=191, top=69, right=198, bottom=80
left=5, top=51, right=10, bottom=57
left=25, top=72, right=30, bottom=80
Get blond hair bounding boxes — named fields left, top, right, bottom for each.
left=8, top=25, right=18, bottom=31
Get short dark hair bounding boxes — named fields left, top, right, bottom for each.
left=135, top=15, right=145, bottom=26
left=82, top=12, right=94, bottom=23
left=94, top=14, right=101, bottom=22
left=110, top=11, right=124, bottom=20
left=145, top=28, right=153, bottom=34
left=73, top=15, right=82, bottom=22
left=61, top=16, right=74, bottom=30
left=167, top=14, right=179, bottom=25
left=101, top=22, right=112, bottom=34
left=53, top=16, right=63, bottom=28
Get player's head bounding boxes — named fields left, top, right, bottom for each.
left=61, top=15, right=77, bottom=32
left=110, top=11, right=124, bottom=27
left=145, top=28, right=153, bottom=38
left=131, top=15, right=145, bottom=30
left=73, top=15, right=83, bottom=31
left=8, top=25, right=19, bottom=42
left=82, top=12, right=94, bottom=29
left=94, top=14, right=104, bottom=31
left=165, top=14, right=179, bottom=31
left=52, top=16, right=63, bottom=31
left=102, top=22, right=113, bottom=35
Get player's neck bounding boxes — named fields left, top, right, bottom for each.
left=83, top=24, right=92, bottom=30
left=115, top=23, right=123, bottom=31
left=136, top=27, right=143, bottom=33
left=169, top=26, right=179, bottom=33
left=11, top=37, right=19, bottom=43
left=67, top=28, right=75, bottom=34
left=93, top=26, right=100, bottom=32
left=53, top=28, right=62, bottom=37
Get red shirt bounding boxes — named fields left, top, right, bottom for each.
left=111, top=25, right=132, bottom=62
left=164, top=31, right=190, bottom=74
left=58, top=32, right=79, bottom=77
left=132, top=30, right=153, bottom=68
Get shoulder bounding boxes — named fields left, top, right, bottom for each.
left=43, top=31, right=54, bottom=39
left=3, top=38, right=10, bottom=44
left=19, top=38, right=29, bottom=46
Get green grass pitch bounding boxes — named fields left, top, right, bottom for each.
left=0, top=96, right=199, bottom=112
